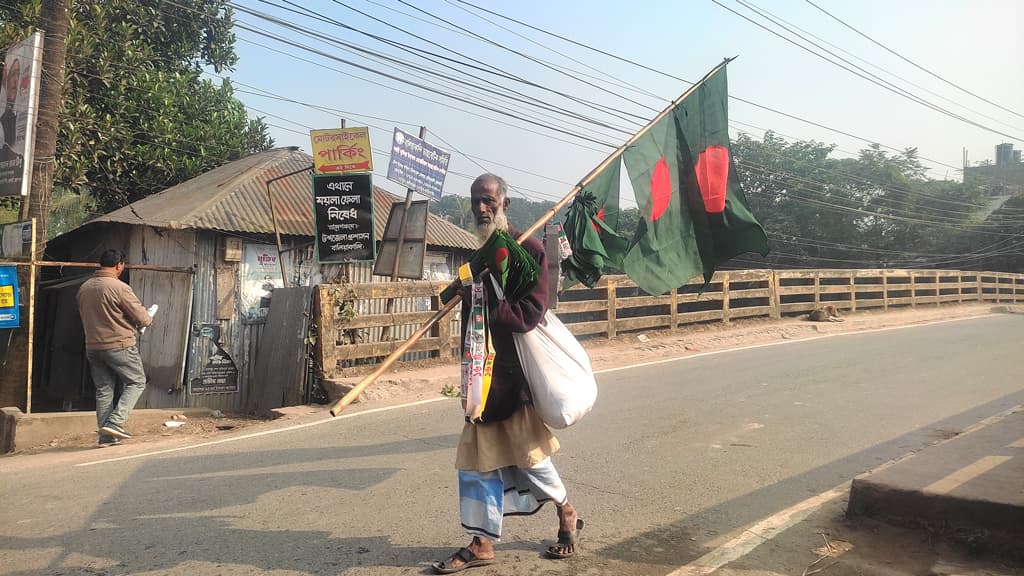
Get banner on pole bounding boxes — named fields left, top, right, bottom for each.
left=386, top=128, right=450, bottom=200
left=0, top=32, right=43, bottom=197
left=310, top=127, right=373, bottom=174
left=313, top=173, right=375, bottom=263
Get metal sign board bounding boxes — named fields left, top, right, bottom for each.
left=0, top=32, right=43, bottom=197
left=0, top=220, right=31, bottom=260
left=0, top=265, right=19, bottom=328
left=373, top=200, right=429, bottom=279
left=313, top=173, right=375, bottom=263
left=309, top=127, right=373, bottom=174
left=386, top=128, right=451, bottom=200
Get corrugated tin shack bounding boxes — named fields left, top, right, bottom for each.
left=37, top=147, right=477, bottom=413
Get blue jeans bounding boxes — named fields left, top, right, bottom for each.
left=87, top=345, right=148, bottom=430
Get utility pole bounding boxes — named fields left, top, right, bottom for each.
left=20, top=0, right=71, bottom=259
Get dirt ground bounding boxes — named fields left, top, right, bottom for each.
left=30, top=302, right=1012, bottom=454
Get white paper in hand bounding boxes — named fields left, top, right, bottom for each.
left=140, top=304, right=158, bottom=334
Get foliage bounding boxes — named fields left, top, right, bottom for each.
left=430, top=135, right=1019, bottom=273
left=731, top=132, right=1006, bottom=270
left=0, top=0, right=273, bottom=215
left=0, top=196, right=18, bottom=224
left=430, top=192, right=576, bottom=239
left=47, top=186, right=98, bottom=239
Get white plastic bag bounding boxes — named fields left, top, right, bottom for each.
left=514, top=310, right=597, bottom=429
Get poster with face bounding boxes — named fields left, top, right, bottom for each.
left=239, top=243, right=315, bottom=323
left=0, top=32, right=43, bottom=197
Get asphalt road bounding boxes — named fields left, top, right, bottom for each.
left=1, top=314, right=1022, bottom=576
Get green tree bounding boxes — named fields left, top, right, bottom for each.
left=0, top=0, right=273, bottom=215
left=732, top=132, right=992, bottom=270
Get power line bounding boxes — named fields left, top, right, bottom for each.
left=805, top=0, right=1024, bottom=121
left=713, top=0, right=1024, bottom=142
left=448, top=0, right=967, bottom=173
left=739, top=0, right=1024, bottom=134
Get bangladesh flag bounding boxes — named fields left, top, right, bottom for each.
left=560, top=160, right=629, bottom=287
left=619, top=63, right=769, bottom=295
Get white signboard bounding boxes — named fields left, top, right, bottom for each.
left=0, top=32, right=43, bottom=197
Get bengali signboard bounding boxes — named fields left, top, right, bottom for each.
left=386, top=128, right=451, bottom=200
left=190, top=325, right=238, bottom=394
left=310, top=127, right=373, bottom=174
left=0, top=265, right=19, bottom=328
left=313, top=173, right=375, bottom=263
left=0, top=32, right=43, bottom=197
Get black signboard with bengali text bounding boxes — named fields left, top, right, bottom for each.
left=313, top=173, right=375, bottom=263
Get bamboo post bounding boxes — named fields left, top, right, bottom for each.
left=606, top=278, right=618, bottom=339
left=721, top=273, right=731, bottom=323
left=669, top=288, right=679, bottom=328
left=433, top=287, right=452, bottom=358
left=934, top=271, right=941, bottom=307
left=327, top=59, right=736, bottom=416
left=957, top=272, right=963, bottom=304
left=910, top=273, right=917, bottom=308
left=882, top=270, right=888, bottom=311
left=813, top=272, right=820, bottom=307
left=25, top=219, right=36, bottom=414
left=977, top=274, right=983, bottom=302
left=768, top=271, right=780, bottom=319
left=849, top=272, right=857, bottom=312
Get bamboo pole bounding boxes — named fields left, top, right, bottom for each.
left=25, top=220, right=36, bottom=414
left=329, top=58, right=735, bottom=417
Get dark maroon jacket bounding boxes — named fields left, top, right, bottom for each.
left=460, top=232, right=549, bottom=423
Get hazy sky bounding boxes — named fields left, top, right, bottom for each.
left=225, top=0, right=1023, bottom=204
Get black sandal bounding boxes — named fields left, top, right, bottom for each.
left=546, top=518, right=585, bottom=559
left=432, top=547, right=495, bottom=574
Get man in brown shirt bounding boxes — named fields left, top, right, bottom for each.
left=76, top=249, right=153, bottom=447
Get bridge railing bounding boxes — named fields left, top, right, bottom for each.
left=314, top=269, right=1022, bottom=375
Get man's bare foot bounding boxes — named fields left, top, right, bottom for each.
left=547, top=502, right=583, bottom=558
left=432, top=536, right=495, bottom=573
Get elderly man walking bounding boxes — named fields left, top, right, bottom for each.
left=77, top=249, right=154, bottom=447
left=432, top=174, right=583, bottom=574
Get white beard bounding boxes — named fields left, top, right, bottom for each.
left=474, top=211, right=508, bottom=246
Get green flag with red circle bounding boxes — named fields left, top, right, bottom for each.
left=619, top=63, right=769, bottom=295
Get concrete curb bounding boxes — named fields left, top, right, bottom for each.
left=0, top=407, right=215, bottom=453
left=848, top=478, right=1024, bottom=554
left=847, top=408, right=1024, bottom=557
left=1, top=407, right=22, bottom=453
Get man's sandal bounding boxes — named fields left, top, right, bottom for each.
left=545, top=518, right=585, bottom=559
left=431, top=547, right=495, bottom=574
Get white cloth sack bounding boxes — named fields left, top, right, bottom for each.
left=514, top=310, right=597, bottom=429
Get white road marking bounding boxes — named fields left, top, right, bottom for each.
left=1008, top=437, right=1024, bottom=448
left=667, top=485, right=848, bottom=576
left=665, top=405, right=1021, bottom=575
left=595, top=314, right=993, bottom=374
left=924, top=455, right=1012, bottom=494
left=74, top=397, right=449, bottom=467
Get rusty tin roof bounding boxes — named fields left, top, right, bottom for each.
left=87, top=147, right=478, bottom=251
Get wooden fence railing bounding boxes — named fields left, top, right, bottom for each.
left=315, top=269, right=1023, bottom=376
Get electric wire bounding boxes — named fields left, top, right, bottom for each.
left=805, top=0, right=1024, bottom=121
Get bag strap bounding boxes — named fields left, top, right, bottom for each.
left=487, top=273, right=506, bottom=301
